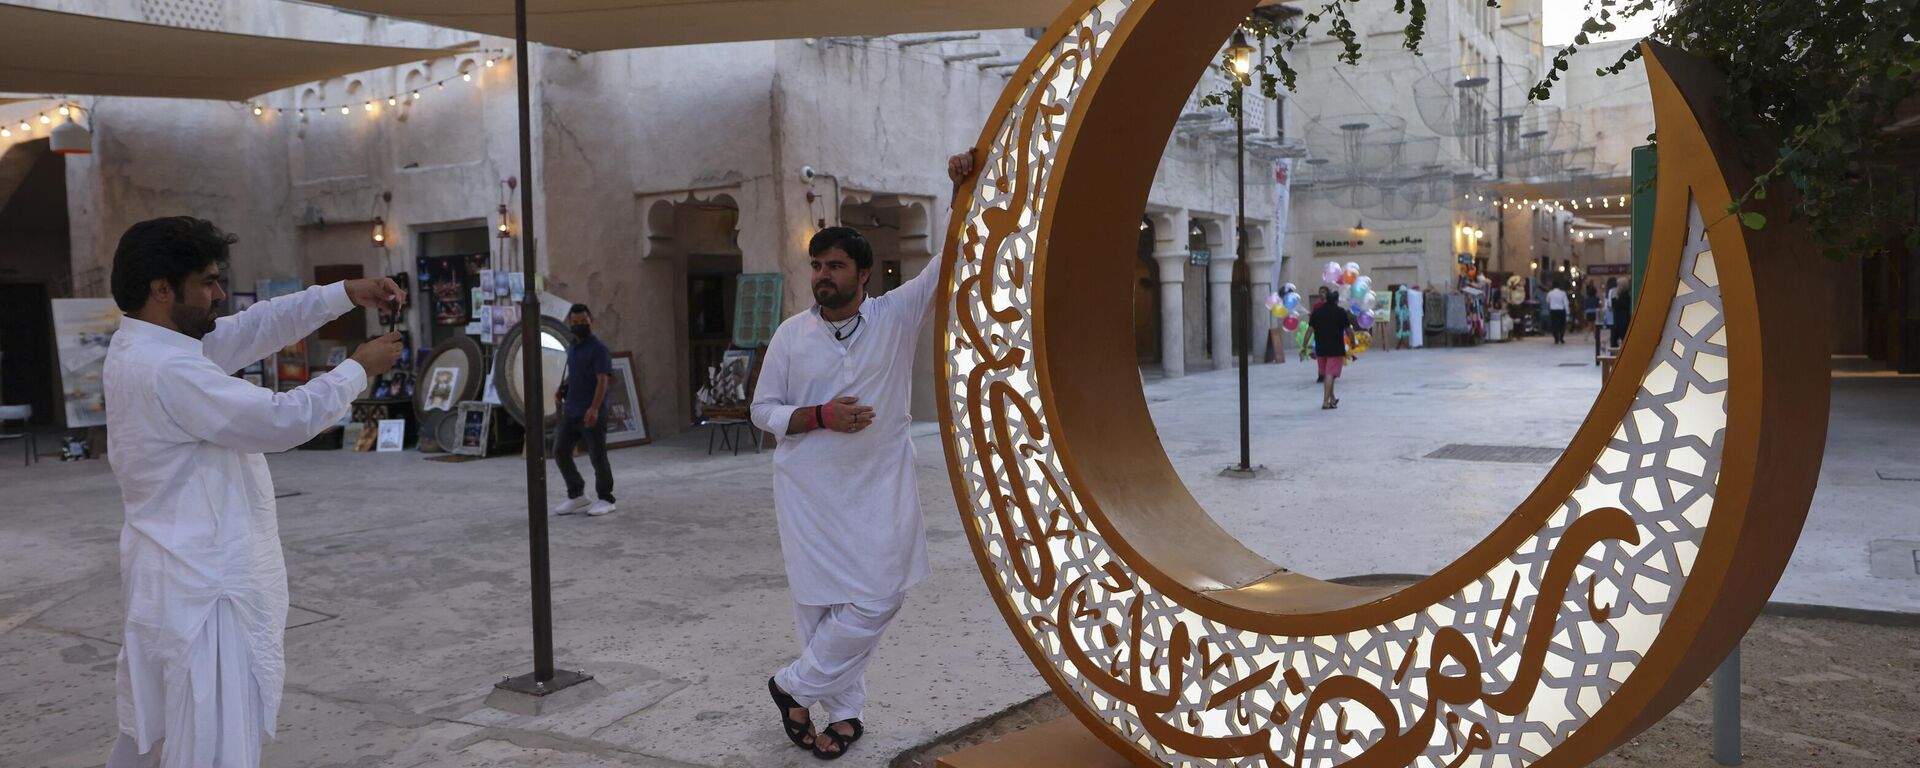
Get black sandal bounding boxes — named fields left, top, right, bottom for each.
left=811, top=718, right=864, bottom=760
left=768, top=677, right=814, bottom=749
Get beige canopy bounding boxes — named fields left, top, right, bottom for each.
left=0, top=4, right=467, bottom=102
left=288, top=0, right=1295, bottom=53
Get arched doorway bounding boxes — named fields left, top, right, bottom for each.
left=0, top=139, right=71, bottom=427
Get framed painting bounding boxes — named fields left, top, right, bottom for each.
left=604, top=352, right=651, bottom=448
left=454, top=401, right=492, bottom=457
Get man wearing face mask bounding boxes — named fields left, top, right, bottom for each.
left=102, top=216, right=405, bottom=768
left=551, top=303, right=616, bottom=517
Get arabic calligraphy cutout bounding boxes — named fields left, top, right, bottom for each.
left=934, top=1, right=1829, bottom=765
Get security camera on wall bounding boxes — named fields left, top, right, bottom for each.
left=800, top=166, right=818, bottom=182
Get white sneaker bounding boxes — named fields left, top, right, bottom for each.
left=552, top=497, right=590, bottom=516
left=586, top=500, right=617, bottom=517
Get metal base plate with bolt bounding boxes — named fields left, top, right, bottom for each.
left=486, top=669, right=605, bottom=716
left=1218, top=464, right=1268, bottom=480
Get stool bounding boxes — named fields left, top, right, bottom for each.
left=704, top=419, right=762, bottom=456
left=0, top=405, right=35, bottom=466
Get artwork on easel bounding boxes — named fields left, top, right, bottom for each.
left=604, top=352, right=652, bottom=448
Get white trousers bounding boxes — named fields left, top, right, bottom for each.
left=773, top=594, right=905, bottom=724
left=107, top=733, right=162, bottom=768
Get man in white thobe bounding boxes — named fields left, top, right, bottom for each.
left=101, top=217, right=404, bottom=768
left=749, top=149, right=973, bottom=760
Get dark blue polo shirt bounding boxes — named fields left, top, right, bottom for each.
left=563, top=335, right=613, bottom=418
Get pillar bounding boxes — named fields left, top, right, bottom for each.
left=1149, top=209, right=1189, bottom=378
left=1207, top=217, right=1238, bottom=368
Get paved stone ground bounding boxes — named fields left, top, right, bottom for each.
left=1, top=337, right=1914, bottom=767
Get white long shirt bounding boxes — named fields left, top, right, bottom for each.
left=105, top=283, right=366, bottom=766
left=751, top=259, right=942, bottom=606
left=1547, top=288, right=1570, bottom=312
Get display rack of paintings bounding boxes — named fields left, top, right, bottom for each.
left=418, top=253, right=489, bottom=327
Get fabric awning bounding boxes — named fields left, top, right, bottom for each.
left=290, top=0, right=1298, bottom=53
left=0, top=4, right=469, bottom=102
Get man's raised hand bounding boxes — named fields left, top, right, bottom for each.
left=948, top=149, right=977, bottom=187
left=350, top=332, right=405, bottom=377
left=345, top=277, right=407, bottom=310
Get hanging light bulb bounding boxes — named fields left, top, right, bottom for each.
left=58, top=105, right=71, bottom=117
left=412, top=90, right=422, bottom=100
left=371, top=216, right=387, bottom=246
left=363, top=101, right=374, bottom=112
left=387, top=96, right=398, bottom=106
left=18, top=120, right=30, bottom=132
left=340, top=106, right=350, bottom=115
left=485, top=58, right=497, bottom=68
left=462, top=72, right=473, bottom=82
left=1, top=127, right=10, bottom=138
left=39, top=114, right=51, bottom=125
left=252, top=105, right=264, bottom=116
left=1473, top=228, right=1485, bottom=239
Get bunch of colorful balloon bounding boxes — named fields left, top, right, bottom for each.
left=1324, top=261, right=1380, bottom=360
left=1265, top=281, right=1305, bottom=331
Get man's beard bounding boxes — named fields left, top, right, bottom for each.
left=170, top=302, right=219, bottom=339
left=815, top=281, right=859, bottom=311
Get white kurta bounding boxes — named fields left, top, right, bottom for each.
left=105, top=283, right=366, bottom=768
left=750, top=257, right=942, bottom=606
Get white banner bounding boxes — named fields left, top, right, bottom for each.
left=1270, top=158, right=1293, bottom=290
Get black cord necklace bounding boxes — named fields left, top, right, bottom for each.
left=827, top=313, right=864, bottom=341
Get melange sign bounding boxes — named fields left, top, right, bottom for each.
left=1312, top=233, right=1427, bottom=256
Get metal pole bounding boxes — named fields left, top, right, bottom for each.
left=492, top=0, right=591, bottom=702
left=1495, top=55, right=1508, bottom=290
left=1712, top=646, right=1742, bottom=765
left=1233, top=82, right=1251, bottom=473
left=513, top=0, right=555, bottom=686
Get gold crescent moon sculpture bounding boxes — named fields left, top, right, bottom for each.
left=934, top=1, right=1831, bottom=765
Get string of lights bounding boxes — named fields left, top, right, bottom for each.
left=0, top=102, right=77, bottom=139
left=1460, top=192, right=1633, bottom=212
left=249, top=51, right=514, bottom=121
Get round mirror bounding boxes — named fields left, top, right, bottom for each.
left=494, top=315, right=572, bottom=429
left=414, top=334, right=484, bottom=416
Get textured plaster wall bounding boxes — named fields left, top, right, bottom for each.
left=33, top=0, right=1290, bottom=432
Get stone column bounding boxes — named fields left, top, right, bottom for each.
left=1245, top=222, right=1276, bottom=363
left=1149, top=209, right=1189, bottom=378
left=1207, top=217, right=1238, bottom=368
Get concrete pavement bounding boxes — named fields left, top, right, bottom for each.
left=1, top=336, right=1913, bottom=767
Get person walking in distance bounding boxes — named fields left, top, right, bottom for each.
left=101, top=216, right=405, bottom=768
left=1546, top=280, right=1570, bottom=344
left=551, top=304, right=617, bottom=517
left=1308, top=286, right=1353, bottom=410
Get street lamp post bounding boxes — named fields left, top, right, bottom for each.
left=1225, top=29, right=1261, bottom=479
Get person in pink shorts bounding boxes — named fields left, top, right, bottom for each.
left=1308, top=286, right=1354, bottom=410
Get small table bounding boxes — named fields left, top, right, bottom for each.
left=1597, top=350, right=1620, bottom=382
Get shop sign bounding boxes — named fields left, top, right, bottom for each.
left=1312, top=233, right=1427, bottom=257
left=1189, top=248, right=1211, bottom=267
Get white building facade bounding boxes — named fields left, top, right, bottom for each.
left=0, top=0, right=1280, bottom=433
